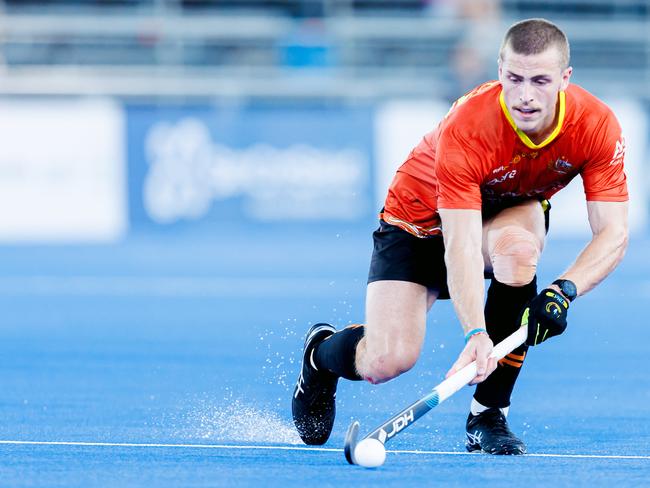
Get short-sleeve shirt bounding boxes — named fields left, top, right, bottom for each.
left=381, top=81, right=628, bottom=237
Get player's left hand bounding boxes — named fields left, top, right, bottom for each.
left=524, top=288, right=569, bottom=346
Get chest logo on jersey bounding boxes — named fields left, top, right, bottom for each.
left=548, top=158, right=573, bottom=175
left=492, top=152, right=539, bottom=175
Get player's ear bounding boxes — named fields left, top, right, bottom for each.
left=559, top=66, right=572, bottom=91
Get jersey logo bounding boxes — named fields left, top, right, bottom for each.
left=548, top=158, right=573, bottom=175
left=610, top=137, right=626, bottom=166
left=486, top=169, right=517, bottom=186
left=491, top=152, right=539, bottom=175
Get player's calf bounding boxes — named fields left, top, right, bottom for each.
left=473, top=277, right=536, bottom=408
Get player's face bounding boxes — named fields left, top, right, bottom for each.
left=498, top=45, right=572, bottom=139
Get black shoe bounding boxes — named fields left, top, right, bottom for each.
left=292, top=323, right=338, bottom=445
left=465, top=408, right=527, bottom=455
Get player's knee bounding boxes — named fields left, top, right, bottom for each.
left=363, top=347, right=419, bottom=384
left=490, top=226, right=540, bottom=286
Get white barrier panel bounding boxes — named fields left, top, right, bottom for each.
left=374, top=100, right=449, bottom=210
left=375, top=98, right=648, bottom=237
left=0, top=99, right=126, bottom=242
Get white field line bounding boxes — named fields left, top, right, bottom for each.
left=0, top=276, right=357, bottom=297
left=0, top=440, right=648, bottom=460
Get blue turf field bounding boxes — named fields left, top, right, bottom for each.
left=1, top=224, right=649, bottom=486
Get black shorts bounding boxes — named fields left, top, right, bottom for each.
left=367, top=200, right=551, bottom=300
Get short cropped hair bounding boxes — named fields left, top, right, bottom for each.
left=499, top=19, right=570, bottom=69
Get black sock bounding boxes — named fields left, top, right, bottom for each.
left=474, top=277, right=537, bottom=408
left=313, top=325, right=364, bottom=381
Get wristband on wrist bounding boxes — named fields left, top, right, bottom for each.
left=464, top=328, right=487, bottom=343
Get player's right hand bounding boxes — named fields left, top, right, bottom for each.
left=445, top=333, right=497, bottom=385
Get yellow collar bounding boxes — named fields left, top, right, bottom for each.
left=499, top=90, right=566, bottom=149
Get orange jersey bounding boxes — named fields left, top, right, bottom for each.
left=382, top=81, right=628, bottom=237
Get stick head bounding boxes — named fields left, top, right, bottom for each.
left=344, top=420, right=360, bottom=464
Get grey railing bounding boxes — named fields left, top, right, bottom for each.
left=0, top=2, right=648, bottom=100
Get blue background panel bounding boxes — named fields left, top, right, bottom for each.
left=126, top=104, right=375, bottom=230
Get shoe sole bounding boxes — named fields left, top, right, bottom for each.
left=465, top=443, right=526, bottom=455
left=466, top=442, right=482, bottom=453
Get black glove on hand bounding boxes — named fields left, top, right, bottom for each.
left=523, top=288, right=569, bottom=346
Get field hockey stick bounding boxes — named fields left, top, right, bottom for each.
left=344, top=321, right=528, bottom=465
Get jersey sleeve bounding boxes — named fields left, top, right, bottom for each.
left=434, top=128, right=484, bottom=210
left=581, top=111, right=628, bottom=202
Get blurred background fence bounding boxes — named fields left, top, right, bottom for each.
left=0, top=0, right=647, bottom=242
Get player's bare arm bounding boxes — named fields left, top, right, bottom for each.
left=439, top=208, right=497, bottom=385
left=523, top=201, right=628, bottom=347
left=555, top=200, right=628, bottom=297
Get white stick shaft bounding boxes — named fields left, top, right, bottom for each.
left=436, top=325, right=527, bottom=401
